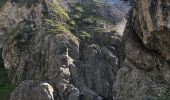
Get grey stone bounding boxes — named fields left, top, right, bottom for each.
left=10, top=80, right=54, bottom=100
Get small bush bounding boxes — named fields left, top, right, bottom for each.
left=46, top=1, right=71, bottom=34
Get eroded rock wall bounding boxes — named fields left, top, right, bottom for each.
left=3, top=0, right=170, bottom=100
left=113, top=0, right=170, bottom=99
left=0, top=0, right=124, bottom=100
left=131, top=0, right=170, bottom=60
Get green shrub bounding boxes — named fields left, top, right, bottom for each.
left=46, top=19, right=70, bottom=33
left=46, top=1, right=71, bottom=34
left=49, top=1, right=70, bottom=21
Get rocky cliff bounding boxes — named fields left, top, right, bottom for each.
left=0, top=0, right=125, bottom=100
left=1, top=0, right=170, bottom=100
left=113, top=0, right=170, bottom=99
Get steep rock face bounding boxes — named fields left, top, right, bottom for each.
left=0, top=0, right=46, bottom=48
left=113, top=0, right=170, bottom=99
left=4, top=0, right=170, bottom=99
left=1, top=1, right=80, bottom=100
left=0, top=0, right=124, bottom=100
left=72, top=32, right=123, bottom=99
left=131, top=0, right=170, bottom=60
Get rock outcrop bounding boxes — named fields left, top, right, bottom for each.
left=10, top=80, right=54, bottom=100
left=131, top=0, right=170, bottom=61
left=0, top=0, right=125, bottom=100
left=3, top=0, right=170, bottom=99
left=113, top=0, right=170, bottom=99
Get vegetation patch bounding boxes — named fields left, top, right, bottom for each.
left=0, top=49, right=14, bottom=100
left=45, top=1, right=71, bottom=34
left=43, top=0, right=116, bottom=39
left=68, top=2, right=116, bottom=38
left=152, top=84, right=170, bottom=100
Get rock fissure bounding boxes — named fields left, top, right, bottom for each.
left=1, top=0, right=170, bottom=100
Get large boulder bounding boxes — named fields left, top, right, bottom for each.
left=10, top=80, right=54, bottom=100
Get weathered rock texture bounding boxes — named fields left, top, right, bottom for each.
left=0, top=0, right=124, bottom=100
left=4, top=0, right=170, bottom=99
left=10, top=80, right=54, bottom=100
left=113, top=0, right=170, bottom=99
left=131, top=0, right=170, bottom=60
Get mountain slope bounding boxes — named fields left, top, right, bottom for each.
left=0, top=0, right=125, bottom=100
left=1, top=0, right=169, bottom=100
